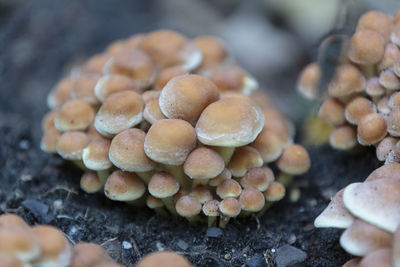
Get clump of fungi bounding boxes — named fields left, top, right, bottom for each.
left=0, top=213, right=122, bottom=267
left=41, top=30, right=310, bottom=227
left=297, top=10, right=400, bottom=163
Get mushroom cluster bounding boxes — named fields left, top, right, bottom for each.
left=314, top=163, right=400, bottom=266
left=297, top=10, right=400, bottom=163
left=41, top=30, right=310, bottom=227
left=0, top=213, right=123, bottom=267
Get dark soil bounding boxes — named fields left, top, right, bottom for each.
left=0, top=1, right=382, bottom=266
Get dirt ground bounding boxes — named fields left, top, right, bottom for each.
left=0, top=1, right=382, bottom=266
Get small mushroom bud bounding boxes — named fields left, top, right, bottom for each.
left=56, top=131, right=90, bottom=161
left=82, top=138, right=112, bottom=171
left=54, top=99, right=95, bottom=131
left=263, top=181, right=285, bottom=202
left=148, top=172, right=180, bottom=215
left=219, top=197, right=241, bottom=228
left=348, top=30, right=385, bottom=65
left=40, top=126, right=62, bottom=153
left=379, top=43, right=400, bottom=70
left=94, top=74, right=141, bottom=102
left=209, top=65, right=258, bottom=95
left=136, top=251, right=192, bottom=267
left=202, top=199, right=220, bottom=227
left=216, top=179, right=242, bottom=199
left=47, top=77, right=75, bottom=109
left=328, top=64, right=366, bottom=97
left=329, top=125, right=357, bottom=150
left=228, top=146, right=263, bottom=178
left=357, top=113, right=387, bottom=145
left=193, top=36, right=229, bottom=70
left=81, top=53, right=111, bottom=75
left=80, top=171, right=104, bottom=194
left=104, top=170, right=146, bottom=202
left=377, top=96, right=391, bottom=115
left=345, top=97, right=376, bottom=125
left=153, top=66, right=187, bottom=91
left=143, top=98, right=167, bottom=125
left=296, top=62, right=321, bottom=100
left=208, top=168, right=232, bottom=187
left=366, top=77, right=385, bottom=100
left=146, top=195, right=167, bottom=217
left=175, top=195, right=202, bottom=222
left=250, top=129, right=284, bottom=163
left=70, top=243, right=113, bottom=267
left=239, top=187, right=265, bottom=213
left=70, top=74, right=100, bottom=105
left=379, top=69, right=400, bottom=90
left=319, top=98, right=346, bottom=126
left=376, top=137, right=398, bottom=161
left=240, top=167, right=274, bottom=192
left=190, top=187, right=213, bottom=204
left=356, top=11, right=393, bottom=42
left=276, top=145, right=311, bottom=175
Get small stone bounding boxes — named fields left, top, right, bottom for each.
left=53, top=199, right=63, bottom=210
left=20, top=174, right=32, bottom=182
left=122, top=241, right=132, bottom=249
left=21, top=199, right=53, bottom=223
left=287, top=234, right=296, bottom=245
left=18, top=139, right=30, bottom=150
left=177, top=240, right=189, bottom=251
left=247, top=254, right=265, bottom=267
left=224, top=253, right=232, bottom=260
left=275, top=245, right=307, bottom=267
left=206, top=227, right=223, bottom=238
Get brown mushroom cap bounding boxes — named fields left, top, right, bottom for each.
left=263, top=181, right=285, bottom=202
left=240, top=167, right=274, bottom=192
left=190, top=186, right=213, bottom=204
left=357, top=113, right=387, bottom=145
left=376, top=137, right=398, bottom=161
left=42, top=110, right=58, bottom=132
left=70, top=75, right=100, bottom=105
left=193, top=36, right=229, bottom=69
left=142, top=90, right=161, bottom=104
left=329, top=125, right=357, bottom=150
left=144, top=119, right=197, bottom=165
left=81, top=53, right=111, bottom=75
left=276, top=145, right=311, bottom=175
left=228, top=146, right=263, bottom=177
left=216, top=179, right=242, bottom=199
left=136, top=251, right=192, bottom=267
left=143, top=98, right=167, bottom=124
left=0, top=214, right=29, bottom=229
left=94, top=74, right=141, bottom=102
left=0, top=226, right=40, bottom=262
left=378, top=96, right=391, bottom=115
left=183, top=147, right=224, bottom=179
left=54, top=99, right=95, bottom=131
left=0, top=254, right=24, bottom=267
left=250, top=129, right=284, bottom=163
left=389, top=92, right=400, bottom=109
left=319, top=98, right=346, bottom=126
left=104, top=170, right=146, bottom=201
left=148, top=172, right=180, bottom=198
left=366, top=163, right=400, bottom=182
left=40, top=126, right=62, bottom=153
left=202, top=199, right=220, bottom=217
left=47, top=77, right=75, bottom=109
left=388, top=108, right=400, bottom=137
left=209, top=65, right=258, bottom=95
left=82, top=138, right=112, bottom=170
left=366, top=77, right=385, bottom=97
left=153, top=66, right=187, bottom=91
left=70, top=243, right=112, bottom=267
left=379, top=43, right=400, bottom=70
left=94, top=90, right=144, bottom=137
left=56, top=131, right=90, bottom=160
left=345, top=97, right=376, bottom=125
left=208, top=168, right=232, bottom=187
left=80, top=172, right=103, bottom=193
left=379, top=68, right=400, bottom=90
left=219, top=197, right=241, bottom=217
left=239, top=188, right=265, bottom=212
left=196, top=98, right=264, bottom=147
left=159, top=74, right=219, bottom=124
left=109, top=128, right=156, bottom=172
left=356, top=11, right=393, bottom=41
left=146, top=195, right=164, bottom=209
left=262, top=109, right=294, bottom=145
left=175, top=195, right=202, bottom=218
left=296, top=63, right=321, bottom=100
left=328, top=64, right=366, bottom=97
left=359, top=248, right=393, bottom=267
left=348, top=30, right=385, bottom=65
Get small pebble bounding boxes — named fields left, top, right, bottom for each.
left=177, top=240, right=189, bottom=251
left=206, top=227, right=223, bottom=238
left=122, top=241, right=132, bottom=249
left=275, top=245, right=307, bottom=267
left=224, top=253, right=232, bottom=260
left=53, top=199, right=63, bottom=210
left=18, top=139, right=30, bottom=150
left=21, top=199, right=53, bottom=223
left=287, top=234, right=296, bottom=245
left=20, top=174, right=32, bottom=182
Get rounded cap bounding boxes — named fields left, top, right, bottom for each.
left=183, top=147, right=224, bottom=179
left=70, top=75, right=100, bottom=105
left=175, top=195, right=202, bottom=218
left=329, top=125, right=357, bottom=150
left=40, top=126, right=62, bottom=153
left=379, top=68, right=400, bottom=90
left=208, top=168, right=232, bottom=187
left=389, top=92, right=400, bottom=108
left=376, top=137, right=398, bottom=161
left=202, top=200, right=220, bottom=217
left=94, top=90, right=144, bottom=137
left=0, top=214, right=29, bottom=229
left=190, top=187, right=213, bottom=204
left=56, top=131, right=90, bottom=160
left=356, top=11, right=393, bottom=41
left=146, top=195, right=164, bottom=209
left=319, top=98, right=346, bottom=126
left=328, top=64, right=366, bottom=97
left=209, top=65, right=258, bottom=95
left=219, top=198, right=241, bottom=217
left=153, top=66, right=187, bottom=91
left=239, top=188, right=265, bottom=212
left=42, top=110, right=58, bottom=132
left=228, top=146, right=263, bottom=177
left=81, top=53, right=111, bottom=75
left=345, top=97, right=376, bottom=125
left=378, top=96, right=391, bottom=115
left=159, top=74, right=219, bottom=124
left=104, top=170, right=145, bottom=201
left=366, top=77, right=385, bottom=97
left=240, top=167, right=274, bottom=192
left=263, top=182, right=285, bottom=202
left=262, top=109, right=294, bottom=145
left=54, top=99, right=95, bottom=131
left=0, top=254, right=24, bottom=267
left=296, top=63, right=321, bottom=100
left=276, top=145, right=311, bottom=175
left=348, top=30, right=385, bottom=65
left=359, top=248, right=392, bottom=267
left=109, top=128, right=156, bottom=172
left=216, top=179, right=242, bottom=199
left=70, top=243, right=112, bottom=267
left=82, top=138, right=112, bottom=171
left=193, top=36, right=229, bottom=69
left=144, top=119, right=197, bottom=165
left=0, top=226, right=40, bottom=262
left=366, top=163, right=400, bottom=182
left=136, top=251, right=192, bottom=267
left=80, top=172, right=103, bottom=194
left=357, top=113, right=387, bottom=145
left=148, top=172, right=180, bottom=198
left=250, top=128, right=283, bottom=163
left=378, top=43, right=400, bottom=70
left=47, top=77, right=75, bottom=109
left=142, top=90, right=161, bottom=104
left=94, top=74, right=141, bottom=102
left=196, top=98, right=264, bottom=147
left=143, top=98, right=167, bottom=124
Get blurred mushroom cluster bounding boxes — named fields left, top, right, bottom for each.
left=0, top=213, right=122, bottom=267
left=297, top=10, right=400, bottom=163
left=41, top=30, right=310, bottom=227
left=314, top=163, right=400, bottom=267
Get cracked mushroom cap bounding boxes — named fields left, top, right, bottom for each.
left=144, top=119, right=197, bottom=165
left=345, top=97, right=376, bottom=125
left=376, top=137, right=398, bottom=161
left=359, top=248, right=393, bottom=267
left=250, top=128, right=284, bottom=163
left=296, top=62, right=321, bottom=100
left=228, top=146, right=263, bottom=177
left=348, top=30, right=385, bottom=65
left=54, top=99, right=95, bottom=131
left=209, top=65, right=258, bottom=95
left=343, top=179, right=400, bottom=233
left=136, top=251, right=191, bottom=267
left=159, top=74, right=219, bottom=124
left=356, top=10, right=393, bottom=41
left=56, top=131, right=90, bottom=160
left=366, top=163, right=400, bottom=182
left=328, top=64, right=366, bottom=97
left=239, top=187, right=265, bottom=212
left=94, top=90, right=144, bottom=137
left=70, top=243, right=112, bottom=267
left=148, top=172, right=180, bottom=199
left=31, top=225, right=72, bottom=267
left=183, top=147, right=224, bottom=179
left=0, top=226, right=40, bottom=262
left=276, top=145, right=311, bottom=175
left=70, top=75, right=100, bottom=105
left=175, top=195, right=202, bottom=218
left=314, top=188, right=354, bottom=228
left=329, top=125, right=357, bottom=150
left=47, top=77, right=75, bottom=109
left=94, top=74, right=141, bottom=102
left=388, top=108, right=400, bottom=137
left=240, top=167, right=274, bottom=192
left=109, top=128, right=156, bottom=172
left=196, top=97, right=264, bottom=147
left=153, top=66, right=187, bottom=91
left=319, top=98, right=346, bottom=126
left=379, top=69, right=400, bottom=90
left=216, top=179, right=242, bottom=199
left=82, top=138, right=112, bottom=171
left=104, top=170, right=146, bottom=201
left=357, top=113, right=387, bottom=145
left=340, top=219, right=392, bottom=257
left=263, top=181, right=286, bottom=202
left=219, top=197, right=241, bottom=217
left=202, top=199, right=220, bottom=217
left=80, top=172, right=103, bottom=194
left=143, top=98, right=167, bottom=124
left=193, top=36, right=229, bottom=70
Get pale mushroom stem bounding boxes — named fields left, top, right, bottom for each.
left=185, top=214, right=201, bottom=224
left=163, top=165, right=192, bottom=189
left=192, top=179, right=208, bottom=188
left=162, top=196, right=178, bottom=216
left=219, top=216, right=231, bottom=228
left=73, top=160, right=89, bottom=171
left=212, top=146, right=235, bottom=165
left=257, top=202, right=274, bottom=218
left=126, top=194, right=147, bottom=207
left=360, top=64, right=377, bottom=79
left=208, top=215, right=218, bottom=227
left=136, top=170, right=154, bottom=184
left=277, top=173, right=293, bottom=187
left=97, top=169, right=110, bottom=185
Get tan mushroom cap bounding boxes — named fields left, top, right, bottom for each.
left=81, top=53, right=111, bottom=75
left=263, top=181, right=285, bottom=202
left=146, top=195, right=164, bottom=209
left=343, top=258, right=361, bottom=267
left=202, top=199, right=220, bottom=217
left=143, top=98, right=167, bottom=124
left=41, top=126, right=62, bottom=153
left=87, top=123, right=104, bottom=140
left=389, top=92, right=400, bottom=109
left=366, top=77, right=385, bottom=97
left=193, top=36, right=229, bottom=69
left=144, top=119, right=197, bottom=165
left=209, top=65, right=258, bottom=95
left=314, top=188, right=354, bottom=228
left=56, top=131, right=90, bottom=160
left=47, top=77, right=75, bottom=109
left=329, top=125, right=357, bottom=150
left=249, top=89, right=273, bottom=111
left=319, top=98, right=346, bottom=126
left=0, top=226, right=40, bottom=262
left=240, top=167, right=274, bottom=192
left=359, top=248, right=393, bottom=267
left=357, top=113, right=387, bottom=145
left=70, top=75, right=100, bottom=105
left=183, top=147, right=224, bottom=179
left=159, top=74, right=219, bottom=124
left=376, top=137, right=398, bottom=161
left=142, top=90, right=161, bottom=104
left=82, top=138, right=112, bottom=170
left=392, top=21, right=400, bottom=46
left=104, top=170, right=146, bottom=201
left=31, top=225, right=71, bottom=267
left=54, top=99, right=95, bottom=131
left=239, top=188, right=265, bottom=212
left=345, top=97, right=376, bottom=125
left=340, top=219, right=392, bottom=257
left=216, top=179, right=242, bottom=199
left=94, top=90, right=144, bottom=137
left=356, top=11, right=393, bottom=41
left=378, top=96, right=391, bottom=115
left=0, top=214, right=29, bottom=229
left=94, top=74, right=141, bottom=102
left=136, top=251, right=192, bottom=267
left=388, top=109, right=400, bottom=137
left=148, top=172, right=180, bottom=198
left=328, top=64, right=366, bottom=97
left=250, top=128, right=284, bottom=163
left=175, top=195, right=202, bottom=218
left=190, top=187, right=213, bottom=204
left=42, top=110, right=58, bottom=132
left=219, top=197, right=241, bottom=217
left=297, top=63, right=321, bottom=100
left=343, top=179, right=400, bottom=233
left=153, top=66, right=187, bottom=91
left=109, top=128, right=156, bottom=172
left=208, top=168, right=232, bottom=187
left=379, top=43, right=400, bottom=70
left=366, top=163, right=400, bottom=182
left=262, top=109, right=294, bottom=145
left=348, top=30, right=385, bottom=65
left=379, top=68, right=400, bottom=90
left=103, top=49, right=156, bottom=88
left=228, top=146, right=263, bottom=177
left=80, top=172, right=103, bottom=193
left=70, top=242, right=112, bottom=267
left=0, top=254, right=24, bottom=267
left=276, top=145, right=311, bottom=175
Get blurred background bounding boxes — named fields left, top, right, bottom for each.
left=1, top=0, right=399, bottom=142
